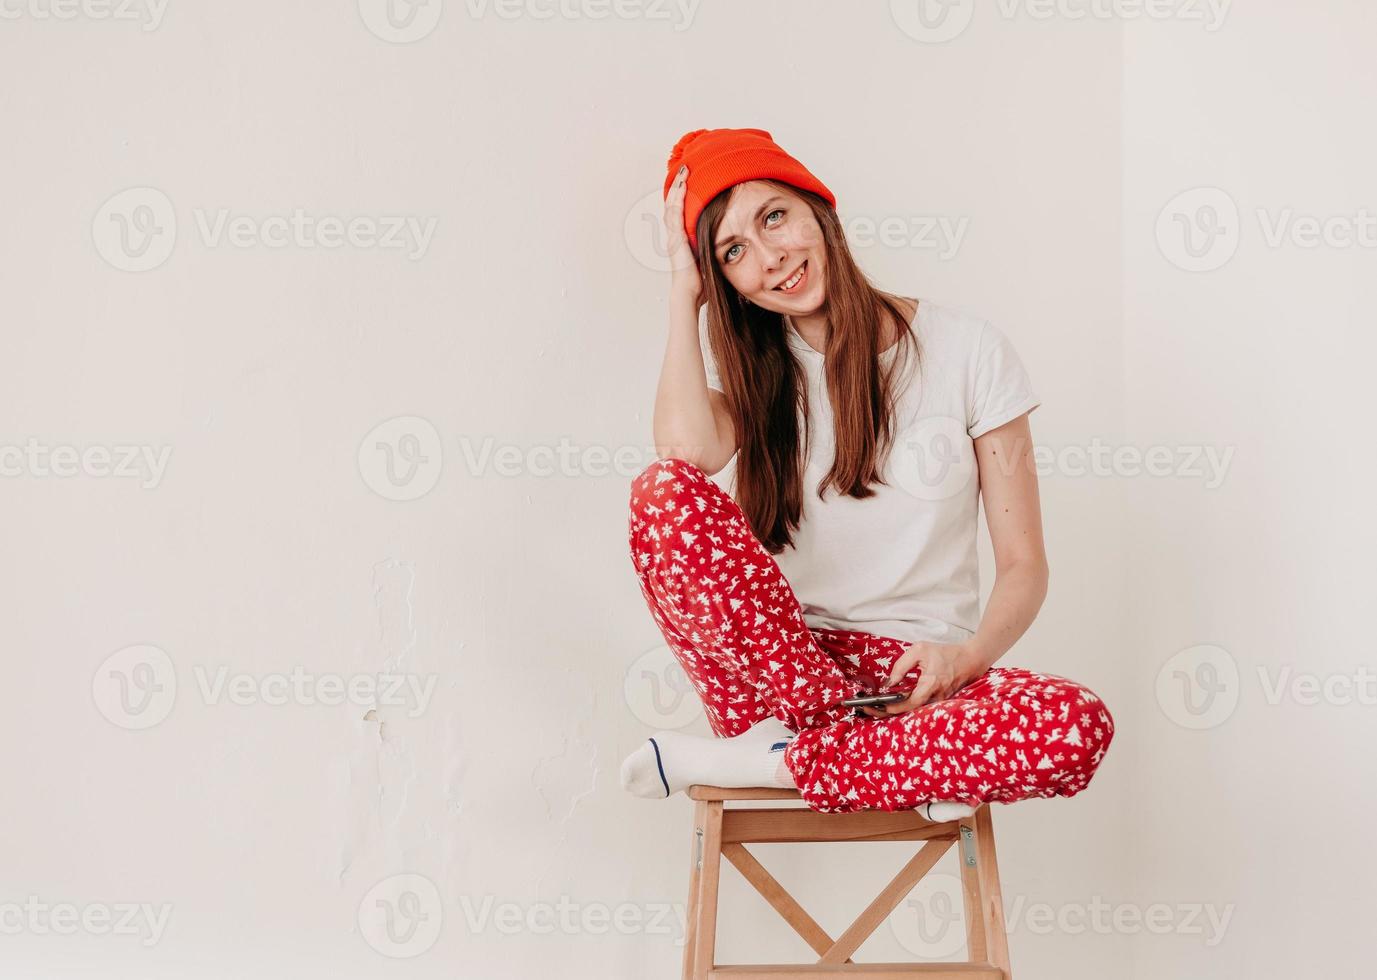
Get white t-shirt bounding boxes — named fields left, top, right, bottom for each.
left=702, top=298, right=1040, bottom=646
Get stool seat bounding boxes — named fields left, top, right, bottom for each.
left=688, top=786, right=804, bottom=801
left=680, top=786, right=1012, bottom=979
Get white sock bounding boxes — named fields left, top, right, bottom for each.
left=619, top=717, right=798, bottom=799
left=915, top=800, right=978, bottom=822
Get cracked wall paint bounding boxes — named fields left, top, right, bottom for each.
left=327, top=559, right=447, bottom=888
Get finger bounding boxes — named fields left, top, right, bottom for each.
left=904, top=676, right=938, bottom=710
left=885, top=648, right=921, bottom=688
left=665, top=166, right=688, bottom=207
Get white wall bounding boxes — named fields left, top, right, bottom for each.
left=1122, top=4, right=1377, bottom=977
left=0, top=2, right=1362, bottom=977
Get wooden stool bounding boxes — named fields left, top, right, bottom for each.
left=681, top=786, right=1012, bottom=979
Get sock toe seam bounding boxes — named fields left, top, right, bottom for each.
left=648, top=737, right=671, bottom=798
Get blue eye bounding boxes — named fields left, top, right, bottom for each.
left=723, top=210, right=786, bottom=263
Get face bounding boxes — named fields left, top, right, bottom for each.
left=711, top=181, right=826, bottom=314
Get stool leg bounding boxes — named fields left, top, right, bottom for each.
left=682, top=801, right=705, bottom=980
left=690, top=800, right=724, bottom=979
left=957, top=816, right=989, bottom=965
left=974, top=804, right=1012, bottom=978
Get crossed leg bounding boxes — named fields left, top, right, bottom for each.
left=628, top=457, right=1115, bottom=814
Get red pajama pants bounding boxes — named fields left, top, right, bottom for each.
left=628, top=457, right=1115, bottom=814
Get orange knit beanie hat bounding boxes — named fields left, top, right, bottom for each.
left=662, top=128, right=836, bottom=253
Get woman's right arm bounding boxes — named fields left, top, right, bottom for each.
left=651, top=165, right=738, bottom=475
left=652, top=295, right=737, bottom=475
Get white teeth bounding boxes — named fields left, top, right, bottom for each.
left=777, top=262, right=805, bottom=290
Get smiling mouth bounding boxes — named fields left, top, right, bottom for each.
left=773, top=260, right=808, bottom=293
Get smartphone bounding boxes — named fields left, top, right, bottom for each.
left=841, top=691, right=908, bottom=708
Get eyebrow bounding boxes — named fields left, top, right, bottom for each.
left=714, top=196, right=788, bottom=251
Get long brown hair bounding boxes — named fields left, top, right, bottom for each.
left=694, top=179, right=922, bottom=554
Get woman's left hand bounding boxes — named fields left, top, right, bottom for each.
left=859, top=641, right=982, bottom=718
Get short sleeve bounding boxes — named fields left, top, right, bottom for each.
left=967, top=319, right=1041, bottom=438
left=700, top=321, right=725, bottom=393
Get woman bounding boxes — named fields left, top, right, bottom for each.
left=620, top=128, right=1114, bottom=817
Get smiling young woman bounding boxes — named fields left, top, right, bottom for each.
left=621, top=127, right=1115, bottom=816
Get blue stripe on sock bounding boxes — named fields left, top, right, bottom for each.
left=648, top=737, right=670, bottom=798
